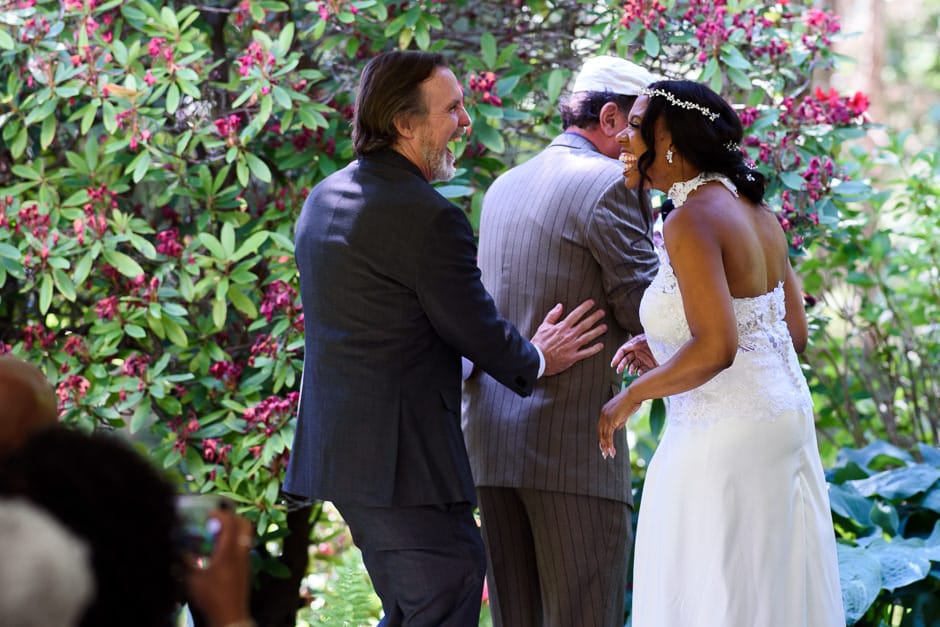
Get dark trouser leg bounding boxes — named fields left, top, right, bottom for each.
left=476, top=486, right=542, bottom=627
left=334, top=501, right=486, bottom=627
left=522, top=489, right=632, bottom=627
left=478, top=487, right=632, bottom=627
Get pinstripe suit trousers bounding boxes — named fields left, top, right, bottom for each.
left=478, top=487, right=632, bottom=627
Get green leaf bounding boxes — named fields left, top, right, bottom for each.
left=643, top=30, right=660, bottom=57
left=719, top=43, right=752, bottom=70
left=867, top=538, right=932, bottom=591
left=236, top=158, right=249, bottom=187
left=473, top=123, right=504, bottom=153
left=228, top=286, right=258, bottom=317
left=102, top=100, right=118, bottom=134
left=434, top=184, right=475, bottom=199
left=212, top=297, right=227, bottom=329
left=384, top=13, right=407, bottom=37
left=828, top=483, right=872, bottom=527
left=0, top=28, right=14, bottom=50
left=147, top=312, right=166, bottom=339
left=849, top=465, right=940, bottom=500
left=232, top=231, right=268, bottom=261
left=221, top=222, right=236, bottom=257
left=648, top=397, right=666, bottom=439
left=779, top=171, right=805, bottom=190
left=39, top=274, right=54, bottom=314
left=271, top=85, right=291, bottom=110
left=837, top=544, right=882, bottom=624
left=162, top=315, right=188, bottom=347
left=52, top=268, right=76, bottom=301
left=129, top=398, right=153, bottom=434
left=160, top=5, right=179, bottom=30
left=166, top=82, right=180, bottom=114
left=11, top=128, right=27, bottom=159
left=80, top=102, right=98, bottom=135
left=25, top=99, right=57, bottom=125
left=102, top=249, right=144, bottom=278
left=73, top=251, right=94, bottom=286
left=40, top=115, right=57, bottom=149
left=0, top=243, right=20, bottom=260
left=479, top=32, right=497, bottom=68
left=277, top=21, right=295, bottom=52
left=125, top=323, right=146, bottom=339
left=245, top=153, right=271, bottom=183
left=546, top=68, right=565, bottom=104
left=12, top=164, right=41, bottom=181
left=726, top=66, right=751, bottom=90
left=128, top=233, right=158, bottom=260
left=198, top=233, right=225, bottom=258
left=132, top=151, right=152, bottom=183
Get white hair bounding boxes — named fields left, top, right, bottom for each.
left=0, top=499, right=95, bottom=627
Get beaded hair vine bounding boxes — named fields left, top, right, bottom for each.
left=642, top=87, right=720, bottom=121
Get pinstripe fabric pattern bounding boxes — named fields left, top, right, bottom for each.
left=462, top=132, right=657, bottom=626
left=462, top=133, right=658, bottom=503
left=478, top=487, right=632, bottom=627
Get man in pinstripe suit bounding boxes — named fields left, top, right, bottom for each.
left=462, top=56, right=660, bottom=627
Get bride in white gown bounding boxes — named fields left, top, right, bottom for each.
left=597, top=80, right=845, bottom=627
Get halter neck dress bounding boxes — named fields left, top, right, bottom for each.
left=629, top=174, right=845, bottom=627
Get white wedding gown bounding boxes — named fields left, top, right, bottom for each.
left=630, top=244, right=845, bottom=627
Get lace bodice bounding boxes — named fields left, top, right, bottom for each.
left=639, top=245, right=813, bottom=425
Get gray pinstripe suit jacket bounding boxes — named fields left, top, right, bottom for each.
left=462, top=133, right=659, bottom=505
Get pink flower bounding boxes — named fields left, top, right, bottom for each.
left=147, top=37, right=166, bottom=58
left=156, top=229, right=183, bottom=257
left=259, top=280, right=298, bottom=322
left=848, top=91, right=869, bottom=116
left=57, top=375, right=90, bottom=405
left=95, top=296, right=120, bottom=320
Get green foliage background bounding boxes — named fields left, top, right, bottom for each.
left=2, top=0, right=939, bottom=624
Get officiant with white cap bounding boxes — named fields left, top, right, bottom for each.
left=462, top=55, right=661, bottom=627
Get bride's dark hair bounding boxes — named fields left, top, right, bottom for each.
left=635, top=80, right=765, bottom=209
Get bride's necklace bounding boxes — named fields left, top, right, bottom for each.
left=667, top=172, right=738, bottom=208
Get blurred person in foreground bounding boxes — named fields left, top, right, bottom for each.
left=0, top=354, right=58, bottom=454
left=598, top=79, right=844, bottom=627
left=462, top=55, right=659, bottom=627
left=0, top=497, right=95, bottom=627
left=283, top=49, right=608, bottom=627
left=0, top=426, right=256, bottom=627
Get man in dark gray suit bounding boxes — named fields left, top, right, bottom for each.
left=462, top=56, right=660, bottom=627
left=283, top=50, right=607, bottom=627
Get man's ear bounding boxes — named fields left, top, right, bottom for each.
left=394, top=113, right=418, bottom=140
left=598, top=101, right=625, bottom=137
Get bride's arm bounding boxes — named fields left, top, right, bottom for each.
left=783, top=262, right=808, bottom=354
left=599, top=205, right=737, bottom=457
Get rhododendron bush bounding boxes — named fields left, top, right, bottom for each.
left=5, top=0, right=927, bottom=617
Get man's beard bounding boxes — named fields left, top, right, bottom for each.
left=420, top=133, right=457, bottom=182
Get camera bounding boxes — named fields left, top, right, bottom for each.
left=175, top=494, right=229, bottom=557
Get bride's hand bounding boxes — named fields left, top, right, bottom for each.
left=611, top=334, right=657, bottom=376
left=598, top=387, right=642, bottom=459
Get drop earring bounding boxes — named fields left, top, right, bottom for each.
left=666, top=148, right=674, bottom=165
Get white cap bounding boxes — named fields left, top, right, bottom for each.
left=571, top=56, right=658, bottom=96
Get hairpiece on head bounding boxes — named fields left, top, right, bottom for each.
left=642, top=87, right=720, bottom=121
left=724, top=140, right=740, bottom=152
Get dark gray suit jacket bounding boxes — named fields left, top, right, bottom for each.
left=462, top=133, right=658, bottom=504
left=284, top=149, right=540, bottom=507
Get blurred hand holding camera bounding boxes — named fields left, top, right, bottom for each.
left=183, top=508, right=255, bottom=627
